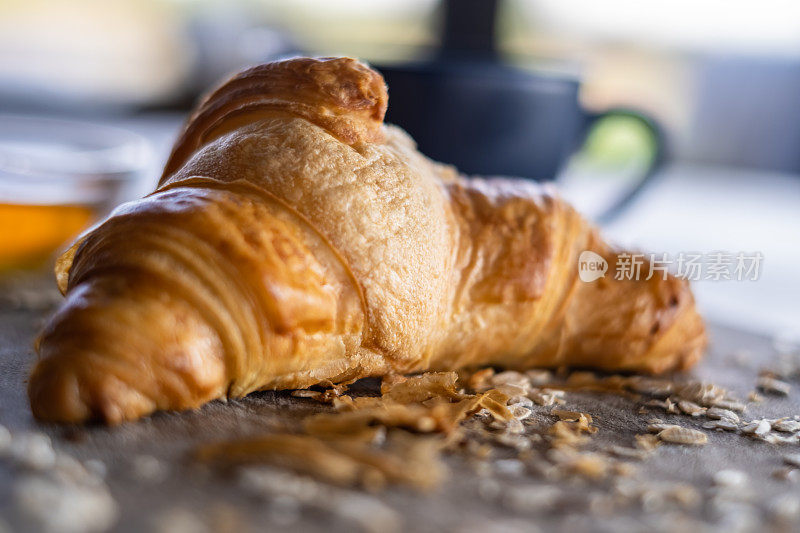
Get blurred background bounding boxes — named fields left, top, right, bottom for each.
left=1, top=0, right=798, bottom=343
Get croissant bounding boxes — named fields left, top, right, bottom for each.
left=28, top=57, right=706, bottom=424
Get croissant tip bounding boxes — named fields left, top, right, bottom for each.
left=28, top=356, right=156, bottom=425
left=28, top=362, right=90, bottom=424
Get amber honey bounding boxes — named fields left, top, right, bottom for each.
left=0, top=203, right=93, bottom=269
left=0, top=115, right=149, bottom=270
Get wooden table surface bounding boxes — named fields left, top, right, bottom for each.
left=1, top=274, right=799, bottom=533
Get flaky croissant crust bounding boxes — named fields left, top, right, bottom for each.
left=29, top=57, right=705, bottom=424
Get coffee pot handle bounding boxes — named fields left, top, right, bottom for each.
left=580, top=108, right=667, bottom=223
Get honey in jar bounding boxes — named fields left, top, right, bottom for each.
left=0, top=114, right=149, bottom=272
left=0, top=203, right=94, bottom=270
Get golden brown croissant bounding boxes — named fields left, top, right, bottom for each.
left=28, top=57, right=706, bottom=424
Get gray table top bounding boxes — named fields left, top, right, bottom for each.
left=1, top=274, right=799, bottom=533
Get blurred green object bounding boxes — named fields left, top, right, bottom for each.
left=581, top=114, right=657, bottom=170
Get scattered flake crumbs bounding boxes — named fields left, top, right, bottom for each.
left=184, top=361, right=800, bottom=533
left=657, top=426, right=708, bottom=445
left=757, top=375, right=792, bottom=396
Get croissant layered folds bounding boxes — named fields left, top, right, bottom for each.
left=29, top=57, right=706, bottom=424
